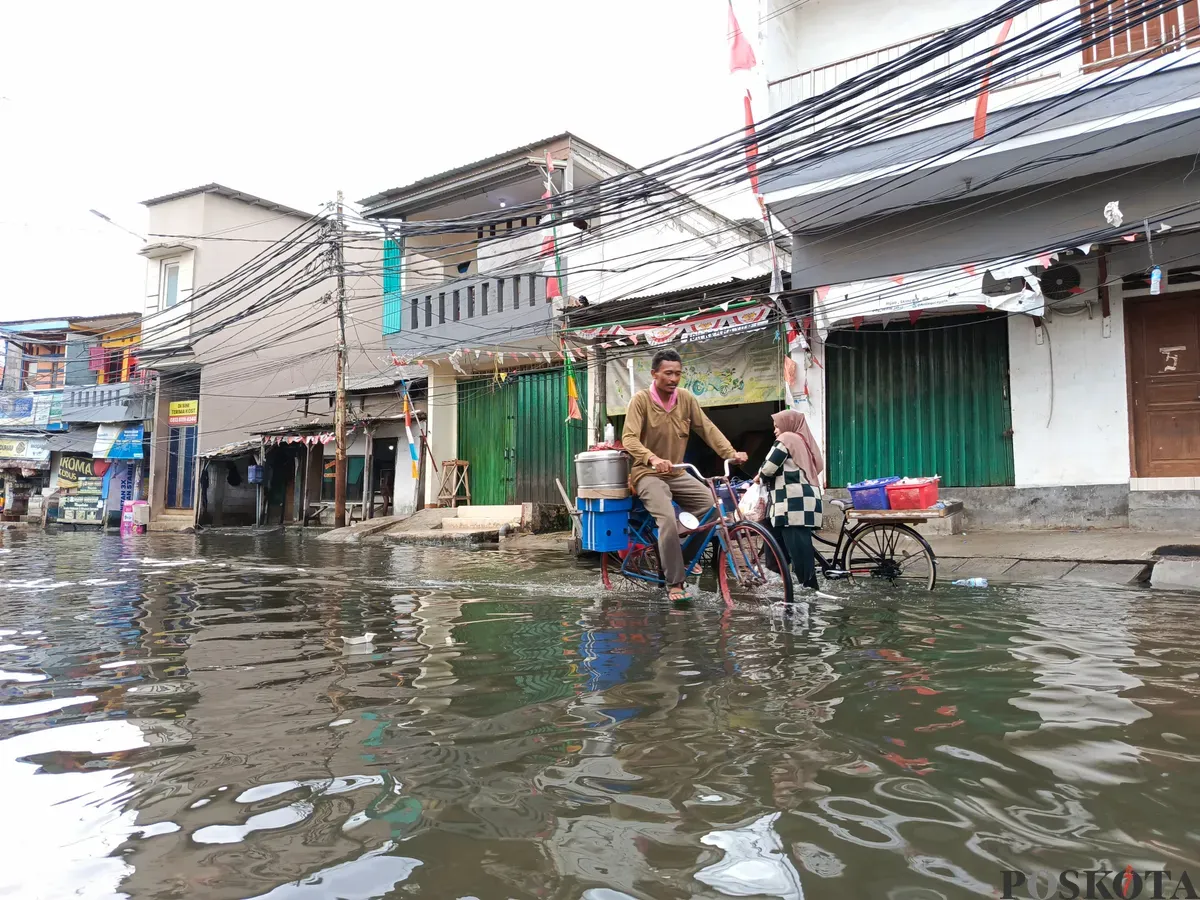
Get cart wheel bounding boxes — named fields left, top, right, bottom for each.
left=715, top=521, right=794, bottom=606
left=600, top=548, right=659, bottom=593
left=843, top=524, right=937, bottom=590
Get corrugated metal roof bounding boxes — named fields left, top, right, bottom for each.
left=201, top=439, right=259, bottom=460
left=358, top=133, right=605, bottom=210
left=282, top=371, right=425, bottom=397
left=140, top=183, right=312, bottom=219
left=46, top=427, right=99, bottom=454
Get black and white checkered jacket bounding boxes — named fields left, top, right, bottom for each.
left=758, top=440, right=823, bottom=529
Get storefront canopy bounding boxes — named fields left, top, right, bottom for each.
left=46, top=427, right=99, bottom=455
left=816, top=258, right=1047, bottom=339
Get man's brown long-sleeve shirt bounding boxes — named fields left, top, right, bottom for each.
left=621, top=388, right=736, bottom=487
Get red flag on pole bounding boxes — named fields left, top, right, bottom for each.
left=973, top=18, right=1015, bottom=139
left=728, top=1, right=757, bottom=73
left=743, top=91, right=760, bottom=195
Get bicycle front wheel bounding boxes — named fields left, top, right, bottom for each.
left=715, top=521, right=795, bottom=605
left=843, top=523, right=937, bottom=590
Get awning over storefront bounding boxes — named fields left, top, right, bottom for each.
left=93, top=424, right=145, bottom=460
left=46, top=427, right=99, bottom=455
left=816, top=258, right=1047, bottom=338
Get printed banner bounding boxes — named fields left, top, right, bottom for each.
left=605, top=332, right=783, bottom=416
left=610, top=304, right=770, bottom=347
left=0, top=392, right=61, bottom=428
left=0, top=435, right=50, bottom=463
left=93, top=424, right=144, bottom=460
left=56, top=455, right=112, bottom=491
left=168, top=400, right=199, bottom=426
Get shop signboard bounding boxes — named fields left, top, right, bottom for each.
left=93, top=424, right=144, bottom=460
left=0, top=435, right=51, bottom=463
left=60, top=492, right=105, bottom=524
left=168, top=400, right=198, bottom=426
left=605, top=333, right=784, bottom=416
left=56, top=455, right=112, bottom=491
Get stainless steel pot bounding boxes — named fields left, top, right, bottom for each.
left=575, top=450, right=631, bottom=491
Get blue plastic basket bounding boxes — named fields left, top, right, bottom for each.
left=847, top=476, right=901, bottom=510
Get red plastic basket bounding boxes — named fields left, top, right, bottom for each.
left=885, top=477, right=940, bottom=510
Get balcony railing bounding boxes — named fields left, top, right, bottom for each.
left=61, top=380, right=153, bottom=424
left=387, top=266, right=560, bottom=355
left=767, top=1, right=1074, bottom=115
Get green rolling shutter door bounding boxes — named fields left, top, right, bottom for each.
left=457, top=378, right=515, bottom=505
left=457, top=368, right=589, bottom=505
left=825, top=314, right=1015, bottom=487
left=515, top=368, right=588, bottom=505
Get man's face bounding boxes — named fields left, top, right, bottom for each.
left=652, top=360, right=682, bottom=395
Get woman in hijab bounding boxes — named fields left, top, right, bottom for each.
left=755, top=410, right=824, bottom=591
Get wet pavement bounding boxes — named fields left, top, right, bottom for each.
left=1, top=529, right=1199, bottom=899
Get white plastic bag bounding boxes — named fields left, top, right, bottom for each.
left=737, top=482, right=768, bottom=522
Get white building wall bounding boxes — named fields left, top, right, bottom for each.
left=1007, top=233, right=1200, bottom=488
left=1008, top=301, right=1131, bottom=487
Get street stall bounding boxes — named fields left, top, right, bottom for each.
left=0, top=434, right=51, bottom=521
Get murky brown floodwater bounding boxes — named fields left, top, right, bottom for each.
left=1, top=529, right=1199, bottom=900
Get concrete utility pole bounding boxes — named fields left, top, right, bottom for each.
left=334, top=190, right=348, bottom=528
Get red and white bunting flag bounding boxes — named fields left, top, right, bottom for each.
left=1038, top=252, right=1054, bottom=268
left=963, top=264, right=978, bottom=276
left=890, top=274, right=905, bottom=285
left=815, top=285, right=831, bottom=302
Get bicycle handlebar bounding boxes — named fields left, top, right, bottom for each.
left=671, top=458, right=736, bottom=481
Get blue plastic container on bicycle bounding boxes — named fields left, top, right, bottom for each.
left=847, top=476, right=901, bottom=510
left=577, top=497, right=633, bottom=552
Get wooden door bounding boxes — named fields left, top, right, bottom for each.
left=1127, top=295, right=1200, bottom=477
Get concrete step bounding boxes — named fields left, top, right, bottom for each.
left=452, top=504, right=523, bottom=522
left=442, top=516, right=519, bottom=532
left=150, top=514, right=195, bottom=533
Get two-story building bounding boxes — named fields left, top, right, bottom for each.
left=761, top=0, right=1200, bottom=528
left=0, top=313, right=148, bottom=525
left=135, top=184, right=385, bottom=530
left=359, top=133, right=782, bottom=511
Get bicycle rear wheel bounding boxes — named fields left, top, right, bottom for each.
left=715, top=521, right=795, bottom=605
left=843, top=523, right=937, bottom=590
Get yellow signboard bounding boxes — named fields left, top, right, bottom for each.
left=168, top=400, right=199, bottom=426
left=0, top=436, right=50, bottom=462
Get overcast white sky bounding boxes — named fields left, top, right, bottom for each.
left=0, top=0, right=763, bottom=321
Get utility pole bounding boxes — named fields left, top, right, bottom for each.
left=334, top=190, right=348, bottom=528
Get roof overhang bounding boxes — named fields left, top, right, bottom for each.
left=765, top=60, right=1200, bottom=231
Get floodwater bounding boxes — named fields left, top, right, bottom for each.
left=1, top=530, right=1199, bottom=900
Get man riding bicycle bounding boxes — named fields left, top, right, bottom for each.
left=622, top=348, right=748, bottom=602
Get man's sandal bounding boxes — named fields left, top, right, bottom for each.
left=668, top=585, right=688, bottom=602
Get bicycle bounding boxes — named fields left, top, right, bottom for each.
left=598, top=461, right=795, bottom=606
left=810, top=497, right=938, bottom=590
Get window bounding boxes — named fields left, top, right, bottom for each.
left=162, top=261, right=181, bottom=308
left=1081, top=0, right=1200, bottom=72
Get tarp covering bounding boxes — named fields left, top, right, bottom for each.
left=816, top=259, right=1046, bottom=338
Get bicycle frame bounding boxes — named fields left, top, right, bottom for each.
left=616, top=461, right=765, bottom=588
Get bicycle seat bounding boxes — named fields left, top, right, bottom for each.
left=828, top=498, right=852, bottom=511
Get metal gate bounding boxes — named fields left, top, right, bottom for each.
left=458, top=368, right=588, bottom=505
left=515, top=368, right=588, bottom=504
left=825, top=314, right=1015, bottom=487
left=457, top=378, right=515, bottom=505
